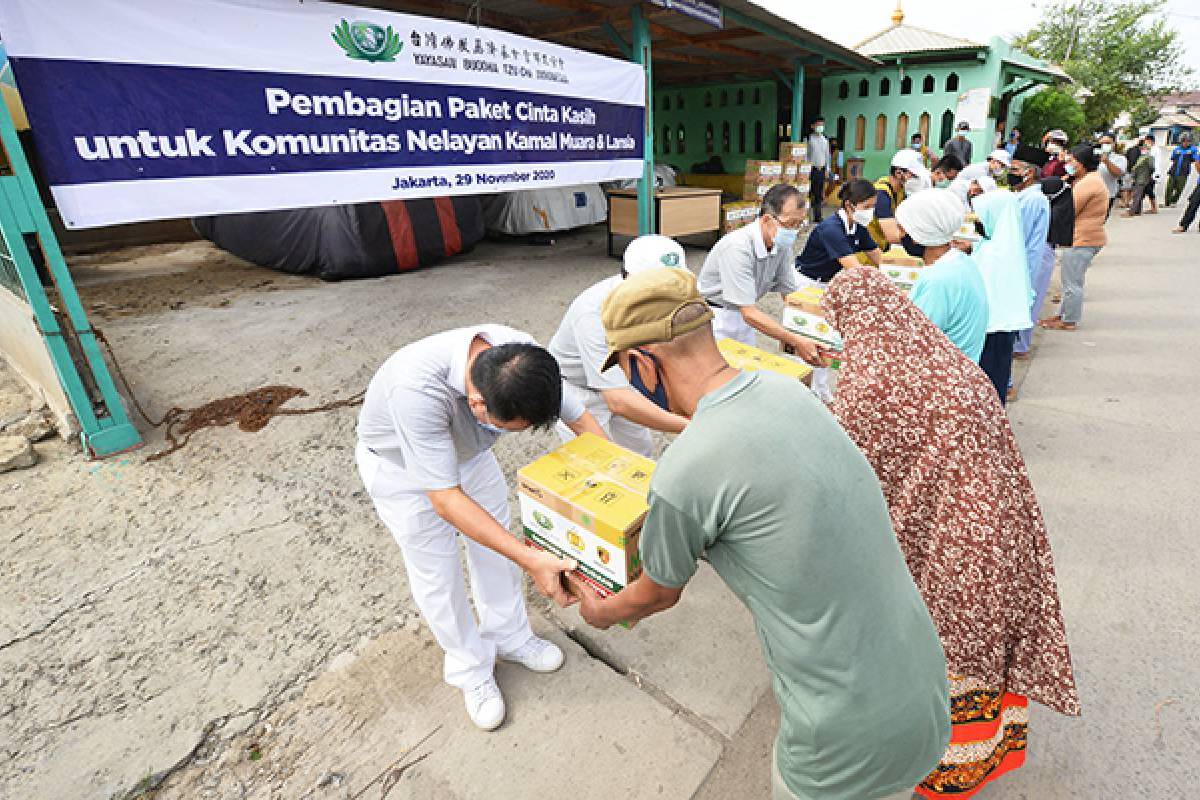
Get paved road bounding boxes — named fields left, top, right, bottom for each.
left=699, top=211, right=1200, bottom=798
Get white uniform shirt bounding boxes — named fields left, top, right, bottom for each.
left=1098, top=153, right=1127, bottom=198
left=549, top=275, right=630, bottom=392
left=697, top=219, right=801, bottom=308
left=357, top=325, right=585, bottom=490
left=807, top=133, right=831, bottom=169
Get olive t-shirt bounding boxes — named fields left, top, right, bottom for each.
left=640, top=371, right=950, bottom=800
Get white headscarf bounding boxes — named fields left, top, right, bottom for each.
left=895, top=188, right=966, bottom=246
left=949, top=173, right=998, bottom=210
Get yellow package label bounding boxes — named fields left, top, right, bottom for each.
left=718, top=338, right=812, bottom=381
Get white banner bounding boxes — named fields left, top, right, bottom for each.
left=0, top=0, right=645, bottom=228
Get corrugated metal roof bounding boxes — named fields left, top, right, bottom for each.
left=854, top=24, right=983, bottom=56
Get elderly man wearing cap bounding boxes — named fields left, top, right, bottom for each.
left=356, top=327, right=606, bottom=731
left=899, top=189, right=989, bottom=361
left=549, top=235, right=690, bottom=457
left=868, top=148, right=930, bottom=257
left=944, top=120, right=973, bottom=167
left=696, top=184, right=826, bottom=366
left=568, top=266, right=950, bottom=800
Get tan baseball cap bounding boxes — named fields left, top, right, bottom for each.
left=600, top=267, right=713, bottom=371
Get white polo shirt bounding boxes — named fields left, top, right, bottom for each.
left=549, top=275, right=630, bottom=393
left=697, top=219, right=801, bottom=308
left=357, top=325, right=586, bottom=490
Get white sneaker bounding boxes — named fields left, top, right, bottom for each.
left=464, top=677, right=505, bottom=731
left=498, top=635, right=565, bottom=673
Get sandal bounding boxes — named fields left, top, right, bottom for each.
left=1039, top=318, right=1077, bottom=331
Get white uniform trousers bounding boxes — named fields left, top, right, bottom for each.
left=356, top=442, right=532, bottom=690
left=553, top=384, right=655, bottom=458
left=711, top=306, right=757, bottom=346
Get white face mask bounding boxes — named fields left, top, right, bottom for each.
left=1100, top=143, right=1113, bottom=154
left=851, top=207, right=874, bottom=227
left=814, top=125, right=825, bottom=134
left=904, top=177, right=923, bottom=195
left=1047, top=143, right=1063, bottom=155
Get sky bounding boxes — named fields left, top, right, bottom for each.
left=750, top=0, right=1200, bottom=83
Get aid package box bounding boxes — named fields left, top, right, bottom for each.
left=778, top=141, right=809, bottom=162
left=782, top=290, right=843, bottom=351
left=717, top=337, right=812, bottom=384
left=882, top=264, right=925, bottom=292
left=721, top=201, right=758, bottom=233
left=744, top=159, right=783, bottom=183
left=517, top=433, right=654, bottom=598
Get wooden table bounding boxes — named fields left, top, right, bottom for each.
left=605, top=187, right=723, bottom=257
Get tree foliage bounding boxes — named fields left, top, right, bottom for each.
left=1014, top=0, right=1191, bottom=133
left=1018, top=88, right=1087, bottom=141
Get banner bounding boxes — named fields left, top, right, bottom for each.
left=0, top=0, right=645, bottom=228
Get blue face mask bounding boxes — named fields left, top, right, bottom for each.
left=773, top=223, right=800, bottom=251
left=479, top=421, right=506, bottom=435
left=629, top=350, right=669, bottom=411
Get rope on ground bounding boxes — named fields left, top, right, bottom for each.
left=94, top=328, right=365, bottom=461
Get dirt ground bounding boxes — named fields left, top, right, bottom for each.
left=2, top=227, right=729, bottom=799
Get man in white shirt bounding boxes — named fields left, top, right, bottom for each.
left=807, top=118, right=831, bottom=222
left=696, top=184, right=822, bottom=365
left=1095, top=132, right=1127, bottom=219
left=356, top=326, right=605, bottom=731
left=549, top=235, right=690, bottom=457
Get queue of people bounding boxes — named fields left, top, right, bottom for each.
left=348, top=126, right=1140, bottom=799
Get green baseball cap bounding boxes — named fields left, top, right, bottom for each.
left=600, top=267, right=713, bottom=371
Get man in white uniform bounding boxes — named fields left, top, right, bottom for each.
left=356, top=327, right=605, bottom=730
left=549, top=235, right=690, bottom=457
left=696, top=184, right=823, bottom=366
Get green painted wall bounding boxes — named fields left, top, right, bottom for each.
left=819, top=37, right=1055, bottom=180
left=652, top=79, right=777, bottom=174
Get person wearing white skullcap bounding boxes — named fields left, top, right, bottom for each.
left=548, top=234, right=690, bottom=455
left=897, top=189, right=990, bottom=360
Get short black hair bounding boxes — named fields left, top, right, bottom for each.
left=838, top=179, right=875, bottom=206
left=1070, top=144, right=1100, bottom=172
left=935, top=154, right=963, bottom=173
left=470, top=343, right=562, bottom=429
left=813, top=116, right=824, bottom=123
left=759, top=184, right=802, bottom=218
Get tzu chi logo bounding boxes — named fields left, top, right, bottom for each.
left=331, top=19, right=404, bottom=62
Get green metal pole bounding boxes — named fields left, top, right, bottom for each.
left=631, top=4, right=654, bottom=235
left=791, top=60, right=805, bottom=142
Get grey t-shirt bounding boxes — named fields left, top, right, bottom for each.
left=549, top=275, right=629, bottom=392
left=357, top=324, right=586, bottom=490
left=697, top=220, right=801, bottom=308
left=640, top=371, right=950, bottom=800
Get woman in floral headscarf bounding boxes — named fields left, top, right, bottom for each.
left=822, top=266, right=1079, bottom=799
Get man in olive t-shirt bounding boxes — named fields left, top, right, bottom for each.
left=569, top=268, right=950, bottom=800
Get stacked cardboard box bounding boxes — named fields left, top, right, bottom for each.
left=717, top=337, right=812, bottom=384
left=779, top=141, right=808, bottom=162
left=517, top=433, right=654, bottom=599
left=720, top=200, right=759, bottom=234
left=879, top=249, right=925, bottom=292
left=743, top=159, right=783, bottom=202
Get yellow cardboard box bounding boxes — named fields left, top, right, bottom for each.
left=718, top=338, right=812, bottom=384
left=782, top=292, right=843, bottom=350
left=517, top=433, right=654, bottom=598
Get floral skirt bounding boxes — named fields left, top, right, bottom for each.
left=914, top=676, right=1029, bottom=798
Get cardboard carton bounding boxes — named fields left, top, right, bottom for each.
left=721, top=201, right=758, bottom=233
left=782, top=160, right=813, bottom=181
left=778, top=141, right=809, bottom=161
left=882, top=264, right=925, bottom=293
left=517, top=433, right=654, bottom=598
left=718, top=338, right=812, bottom=384
left=744, top=159, right=783, bottom=183
left=880, top=249, right=924, bottom=266
left=782, top=294, right=843, bottom=351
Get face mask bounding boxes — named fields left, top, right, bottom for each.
left=1006, top=172, right=1024, bottom=188
left=936, top=179, right=951, bottom=189
left=814, top=125, right=825, bottom=134
left=990, top=163, right=1006, bottom=177
left=773, top=217, right=800, bottom=250
left=1047, top=143, right=1062, bottom=155
left=1064, top=163, right=1078, bottom=176
left=911, top=142, right=922, bottom=150
left=1100, top=143, right=1113, bottom=154
left=904, top=177, right=923, bottom=195
left=629, top=350, right=669, bottom=411
left=851, top=207, right=874, bottom=227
